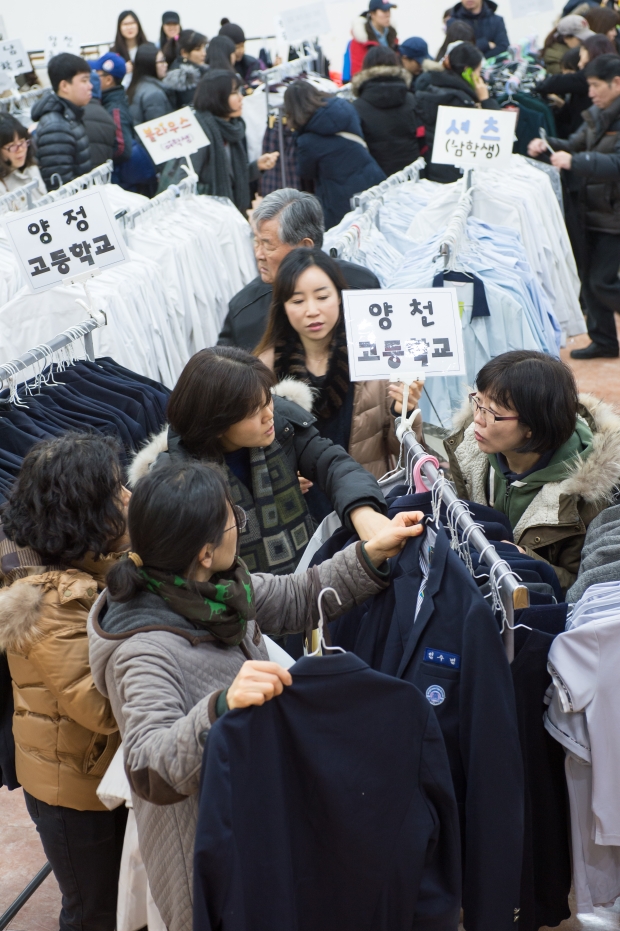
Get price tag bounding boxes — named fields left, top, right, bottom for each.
left=275, top=2, right=330, bottom=43
left=3, top=188, right=130, bottom=293
left=133, top=106, right=210, bottom=165
left=431, top=106, right=517, bottom=169
left=44, top=34, right=82, bottom=64
left=342, top=288, right=466, bottom=381
left=0, top=39, right=31, bottom=76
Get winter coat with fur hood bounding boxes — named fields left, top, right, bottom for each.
left=87, top=543, right=389, bottom=931
left=444, top=394, right=620, bottom=590
left=348, top=15, right=398, bottom=78
left=352, top=65, right=424, bottom=177
left=0, top=557, right=121, bottom=810
left=162, top=59, right=209, bottom=109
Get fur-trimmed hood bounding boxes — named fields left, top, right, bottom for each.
left=162, top=61, right=207, bottom=90
left=352, top=65, right=412, bottom=96
left=127, top=379, right=316, bottom=489
left=351, top=14, right=397, bottom=45
left=0, top=582, right=43, bottom=652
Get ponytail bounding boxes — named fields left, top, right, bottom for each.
left=107, top=556, right=146, bottom=602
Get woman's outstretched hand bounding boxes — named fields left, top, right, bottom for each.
left=257, top=151, right=280, bottom=171
left=227, top=661, right=292, bottom=709
left=364, top=511, right=425, bottom=565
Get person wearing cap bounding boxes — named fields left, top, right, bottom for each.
left=399, top=37, right=433, bottom=87
left=83, top=69, right=116, bottom=169
left=219, top=20, right=263, bottom=84
left=448, top=0, right=509, bottom=57
left=92, top=52, right=133, bottom=164
left=159, top=11, right=181, bottom=67
left=348, top=0, right=398, bottom=79
left=542, top=15, right=595, bottom=75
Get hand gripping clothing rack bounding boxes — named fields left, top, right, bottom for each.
left=395, top=417, right=529, bottom=662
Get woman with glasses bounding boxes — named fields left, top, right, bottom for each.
left=89, top=459, right=424, bottom=931
left=0, top=114, right=46, bottom=199
left=128, top=345, right=398, bottom=575
left=444, top=350, right=620, bottom=591
left=127, top=43, right=174, bottom=125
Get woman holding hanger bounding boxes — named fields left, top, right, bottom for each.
left=283, top=80, right=386, bottom=228
left=255, top=247, right=423, bottom=518
left=89, top=458, right=424, bottom=931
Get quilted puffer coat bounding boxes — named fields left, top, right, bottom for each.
left=88, top=542, right=389, bottom=931
left=0, top=557, right=120, bottom=810
left=31, top=91, right=92, bottom=190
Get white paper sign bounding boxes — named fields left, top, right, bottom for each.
left=276, top=2, right=330, bottom=43
left=0, top=39, right=31, bottom=76
left=510, top=0, right=552, bottom=16
left=133, top=106, right=209, bottom=165
left=342, top=288, right=466, bottom=382
left=45, top=34, right=82, bottom=64
left=3, top=188, right=129, bottom=293
left=431, top=106, right=517, bottom=169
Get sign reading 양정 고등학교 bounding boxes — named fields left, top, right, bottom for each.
left=431, top=105, right=517, bottom=169
left=342, top=288, right=466, bottom=382
left=2, top=187, right=129, bottom=293
left=133, top=106, right=210, bottom=166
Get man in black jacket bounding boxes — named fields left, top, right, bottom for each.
left=91, top=52, right=133, bottom=164
left=448, top=0, right=510, bottom=56
left=83, top=70, right=116, bottom=169
left=31, top=53, right=92, bottom=190
left=217, top=189, right=381, bottom=351
left=529, top=54, right=620, bottom=359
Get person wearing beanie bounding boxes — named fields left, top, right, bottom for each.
left=83, top=68, right=116, bottom=168
left=219, top=20, right=263, bottom=83
left=160, top=11, right=181, bottom=67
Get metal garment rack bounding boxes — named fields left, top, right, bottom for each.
left=438, top=168, right=475, bottom=268
left=397, top=420, right=529, bottom=662
left=351, top=155, right=427, bottom=211
left=0, top=161, right=113, bottom=217
left=116, top=168, right=197, bottom=228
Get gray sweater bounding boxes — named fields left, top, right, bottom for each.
left=566, top=503, right=620, bottom=603
left=88, top=543, right=387, bottom=931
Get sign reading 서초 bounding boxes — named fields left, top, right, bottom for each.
left=0, top=39, right=30, bottom=76
left=2, top=188, right=129, bottom=293
left=342, top=288, right=466, bottom=382
left=431, top=105, right=517, bottom=169
left=133, top=106, right=210, bottom=165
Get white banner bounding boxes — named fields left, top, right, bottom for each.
left=276, top=2, right=330, bottom=43
left=0, top=39, right=30, bottom=76
left=133, top=106, right=209, bottom=166
left=44, top=34, right=82, bottom=64
left=3, top=188, right=130, bottom=293
left=431, top=106, right=517, bottom=169
left=342, top=288, right=466, bottom=382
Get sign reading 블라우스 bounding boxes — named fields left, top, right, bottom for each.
left=2, top=188, right=129, bottom=293
left=133, top=106, right=210, bottom=165
left=431, top=106, right=517, bottom=169
left=0, top=39, right=30, bottom=76
left=44, top=34, right=81, bottom=64
left=276, top=2, right=330, bottom=43
left=342, top=289, right=466, bottom=382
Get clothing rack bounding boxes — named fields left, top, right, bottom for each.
left=0, top=313, right=107, bottom=387
left=0, top=85, right=46, bottom=114
left=0, top=179, right=41, bottom=214
left=438, top=168, right=475, bottom=269
left=397, top=418, right=529, bottom=662
left=38, top=160, right=114, bottom=207
left=351, top=156, right=427, bottom=211
left=117, top=169, right=197, bottom=228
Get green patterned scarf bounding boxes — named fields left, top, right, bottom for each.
left=225, top=440, right=314, bottom=575
left=138, top=556, right=254, bottom=646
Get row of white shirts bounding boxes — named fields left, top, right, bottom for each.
left=0, top=185, right=257, bottom=387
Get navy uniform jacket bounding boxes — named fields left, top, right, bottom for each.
left=333, top=527, right=524, bottom=931
left=194, top=653, right=462, bottom=931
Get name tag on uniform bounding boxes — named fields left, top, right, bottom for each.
left=424, top=648, right=461, bottom=669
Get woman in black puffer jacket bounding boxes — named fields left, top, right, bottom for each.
left=352, top=47, right=424, bottom=177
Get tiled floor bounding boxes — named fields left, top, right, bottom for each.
left=2, top=320, right=620, bottom=931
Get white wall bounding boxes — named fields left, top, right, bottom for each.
left=6, top=0, right=567, bottom=74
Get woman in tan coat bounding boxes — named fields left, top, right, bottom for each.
left=255, top=248, right=423, bottom=498
left=0, top=433, right=130, bottom=931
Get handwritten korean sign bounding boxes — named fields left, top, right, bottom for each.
left=3, top=188, right=129, bottom=293
left=0, top=39, right=31, bottom=76
left=342, top=288, right=466, bottom=381
left=133, top=106, right=209, bottom=165
left=276, top=2, right=330, bottom=43
left=45, top=34, right=82, bottom=64
left=431, top=106, right=517, bottom=169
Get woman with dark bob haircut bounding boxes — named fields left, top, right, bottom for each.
left=0, top=433, right=131, bottom=931
left=444, top=350, right=620, bottom=590
left=191, top=70, right=278, bottom=212
left=255, top=247, right=422, bottom=507
left=89, top=459, right=424, bottom=929
left=128, top=345, right=397, bottom=574
left=0, top=113, right=46, bottom=198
